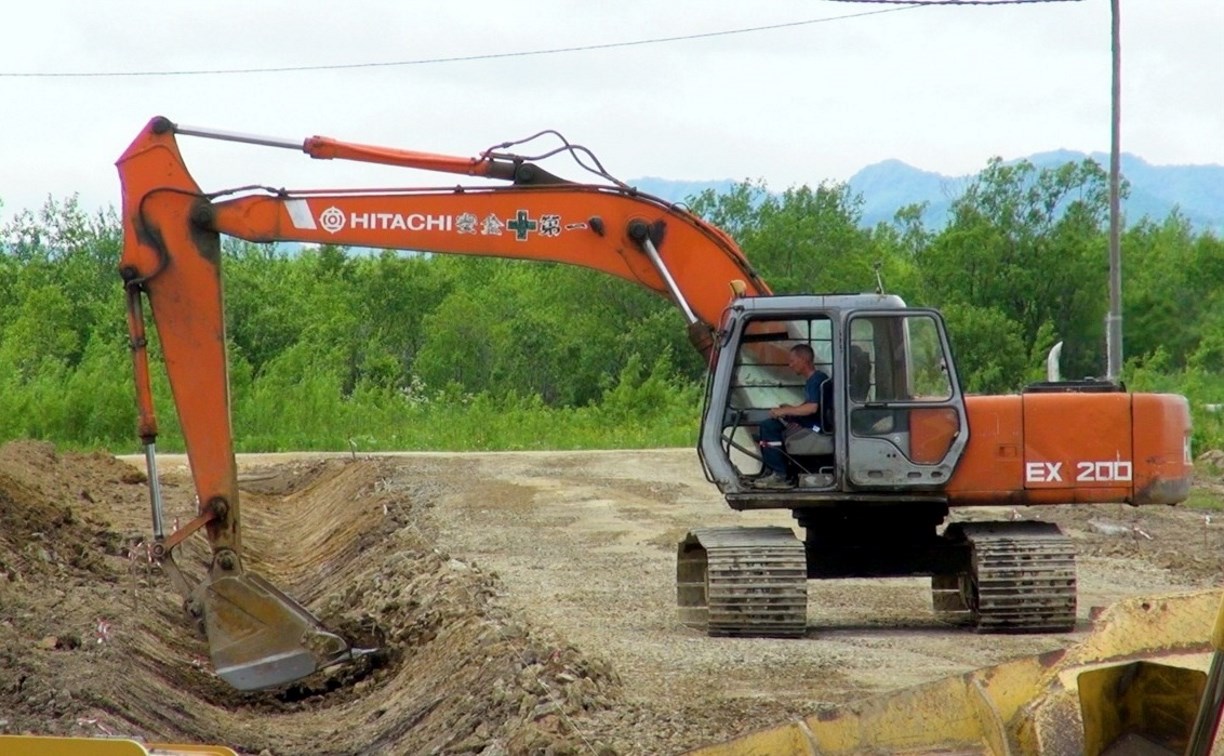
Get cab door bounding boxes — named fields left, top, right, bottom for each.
left=843, top=309, right=969, bottom=489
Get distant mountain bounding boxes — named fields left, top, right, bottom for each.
left=629, top=152, right=1224, bottom=234
left=843, top=159, right=962, bottom=229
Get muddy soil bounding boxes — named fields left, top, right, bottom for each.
left=0, top=441, right=1221, bottom=755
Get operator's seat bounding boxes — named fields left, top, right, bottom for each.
left=783, top=377, right=834, bottom=456
left=783, top=427, right=833, bottom=456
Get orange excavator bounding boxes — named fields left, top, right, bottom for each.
left=115, top=118, right=1195, bottom=712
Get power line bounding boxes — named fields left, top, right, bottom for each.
left=823, top=0, right=1082, bottom=4
left=0, top=6, right=923, bottom=79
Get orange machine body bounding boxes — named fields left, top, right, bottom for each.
left=946, top=391, right=1192, bottom=508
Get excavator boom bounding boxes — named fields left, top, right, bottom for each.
left=116, top=116, right=767, bottom=690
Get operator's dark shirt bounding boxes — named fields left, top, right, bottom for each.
left=791, top=370, right=828, bottom=429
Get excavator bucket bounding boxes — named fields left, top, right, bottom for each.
left=1076, top=589, right=1224, bottom=755
left=0, top=735, right=238, bottom=754
left=199, top=570, right=350, bottom=691
left=1078, top=661, right=1205, bottom=755
left=683, top=590, right=1222, bottom=756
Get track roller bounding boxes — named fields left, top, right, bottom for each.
left=677, top=526, right=808, bottom=637
left=934, top=521, right=1077, bottom=633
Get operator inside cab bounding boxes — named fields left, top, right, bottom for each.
left=753, top=344, right=827, bottom=490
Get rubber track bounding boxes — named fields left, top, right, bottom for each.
left=960, top=521, right=1077, bottom=633
left=683, top=526, right=808, bottom=637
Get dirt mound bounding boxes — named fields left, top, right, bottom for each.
left=0, top=440, right=146, bottom=582
left=0, top=445, right=622, bottom=754
left=0, top=441, right=155, bottom=739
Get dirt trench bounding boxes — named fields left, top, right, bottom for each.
left=0, top=441, right=1221, bottom=755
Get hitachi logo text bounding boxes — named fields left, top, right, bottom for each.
left=348, top=212, right=452, bottom=232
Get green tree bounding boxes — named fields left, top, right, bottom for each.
left=1123, top=213, right=1224, bottom=367
left=917, top=158, right=1114, bottom=384
left=221, top=239, right=307, bottom=376
left=351, top=251, right=456, bottom=385
left=691, top=181, right=883, bottom=295
left=413, top=258, right=691, bottom=406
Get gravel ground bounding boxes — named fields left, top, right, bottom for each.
left=2, top=443, right=1221, bottom=755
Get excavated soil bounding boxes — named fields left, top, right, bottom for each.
left=0, top=440, right=1222, bottom=755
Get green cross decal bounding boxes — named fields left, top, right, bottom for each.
left=507, top=209, right=538, bottom=241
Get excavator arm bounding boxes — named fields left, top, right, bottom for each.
left=116, top=116, right=768, bottom=690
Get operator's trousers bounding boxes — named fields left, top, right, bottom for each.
left=758, top=418, right=822, bottom=476
left=757, top=419, right=791, bottom=476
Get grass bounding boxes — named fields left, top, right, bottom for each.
left=1184, top=489, right=1224, bottom=511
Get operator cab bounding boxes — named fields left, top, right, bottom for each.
left=698, top=294, right=970, bottom=504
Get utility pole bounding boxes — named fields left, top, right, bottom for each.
left=1105, top=0, right=1123, bottom=382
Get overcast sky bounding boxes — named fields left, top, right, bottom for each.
left=1, top=0, right=1220, bottom=218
